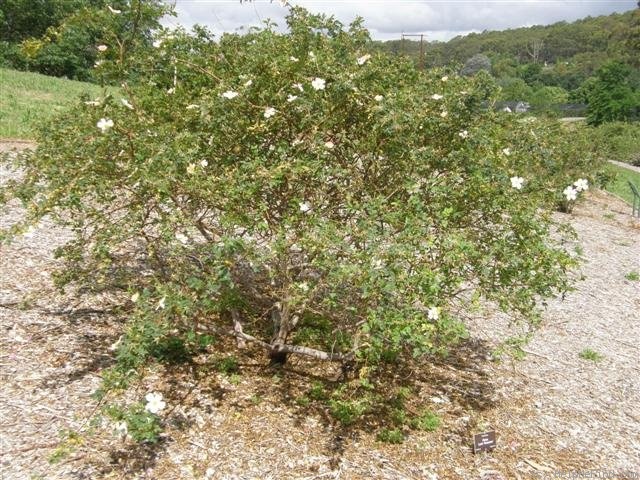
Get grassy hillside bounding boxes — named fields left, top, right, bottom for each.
left=0, top=68, right=108, bottom=139
left=606, top=163, right=640, bottom=205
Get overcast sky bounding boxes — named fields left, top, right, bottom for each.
left=161, top=0, right=637, bottom=42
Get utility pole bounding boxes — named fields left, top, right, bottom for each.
left=400, top=33, right=426, bottom=69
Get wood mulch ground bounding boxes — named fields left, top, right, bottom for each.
left=1, top=141, right=639, bottom=479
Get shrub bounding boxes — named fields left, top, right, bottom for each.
left=591, top=121, right=640, bottom=166
left=1, top=8, right=605, bottom=383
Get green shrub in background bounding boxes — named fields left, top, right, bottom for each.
left=591, top=121, right=640, bottom=166
left=1, top=7, right=606, bottom=416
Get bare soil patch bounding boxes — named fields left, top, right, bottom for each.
left=1, top=145, right=638, bottom=479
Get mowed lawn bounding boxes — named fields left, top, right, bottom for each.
left=605, top=163, right=640, bottom=205
left=0, top=68, right=109, bottom=139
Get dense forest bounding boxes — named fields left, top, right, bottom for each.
left=378, top=8, right=640, bottom=118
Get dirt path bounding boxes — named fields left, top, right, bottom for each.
left=1, top=144, right=639, bottom=479
left=609, top=159, right=640, bottom=174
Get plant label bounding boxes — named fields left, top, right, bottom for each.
left=473, top=431, right=497, bottom=454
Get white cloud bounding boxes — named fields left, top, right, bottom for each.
left=163, top=1, right=637, bottom=42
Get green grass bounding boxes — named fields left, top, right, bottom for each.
left=625, top=271, right=639, bottom=281
left=605, top=163, right=640, bottom=205
left=0, top=68, right=110, bottom=139
left=579, top=348, right=604, bottom=362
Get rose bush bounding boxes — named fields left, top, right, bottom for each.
left=1, top=8, right=605, bottom=382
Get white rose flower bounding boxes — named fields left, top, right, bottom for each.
left=114, top=421, right=128, bottom=436
left=357, top=54, right=371, bottom=65
left=156, top=296, right=166, bottom=310
left=175, top=232, right=189, bottom=244
left=145, top=392, right=166, bottom=414
left=510, top=176, right=525, bottom=190
left=563, top=185, right=578, bottom=201
left=574, top=178, right=589, bottom=192
left=299, top=201, right=312, bottom=213
left=96, top=118, right=114, bottom=133
left=311, top=77, right=326, bottom=90
left=221, top=90, right=239, bottom=99
left=427, top=306, right=440, bottom=321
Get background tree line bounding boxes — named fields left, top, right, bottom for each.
left=378, top=8, right=640, bottom=123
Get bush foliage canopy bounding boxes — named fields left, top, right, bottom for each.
left=2, top=8, right=604, bottom=375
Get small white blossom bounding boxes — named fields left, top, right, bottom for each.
left=156, top=296, right=166, bottom=310
left=458, top=130, right=468, bottom=139
left=187, top=163, right=196, bottom=174
left=374, top=95, right=384, bottom=102
left=309, top=51, right=316, bottom=59
left=502, top=147, right=511, bottom=156
left=427, top=306, right=440, bottom=321
left=121, top=98, right=134, bottom=110
left=200, top=159, right=208, bottom=168
left=185, top=104, right=199, bottom=110
left=289, top=56, right=299, bottom=62
left=311, top=77, right=326, bottom=91
left=574, top=178, right=589, bottom=192
left=97, top=44, right=108, bottom=52
left=287, top=94, right=298, bottom=102
left=131, top=292, right=140, bottom=303
left=114, top=421, right=128, bottom=436
left=431, top=94, right=443, bottom=100
left=221, top=90, right=239, bottom=99
left=166, top=87, right=175, bottom=95
left=152, top=39, right=163, bottom=48
left=107, top=5, right=121, bottom=14
left=109, top=335, right=123, bottom=351
left=357, top=54, right=371, bottom=65
left=293, top=83, right=304, bottom=92
left=145, top=392, right=166, bottom=414
left=244, top=79, right=253, bottom=87
left=441, top=75, right=449, bottom=82
left=299, top=201, right=312, bottom=213
left=510, top=176, right=525, bottom=190
left=97, top=118, right=114, bottom=133
left=264, top=107, right=277, bottom=119
left=324, top=141, right=334, bottom=149
left=563, top=185, right=578, bottom=201
left=371, top=258, right=384, bottom=270
left=175, top=232, right=189, bottom=244
left=440, top=110, right=448, bottom=118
